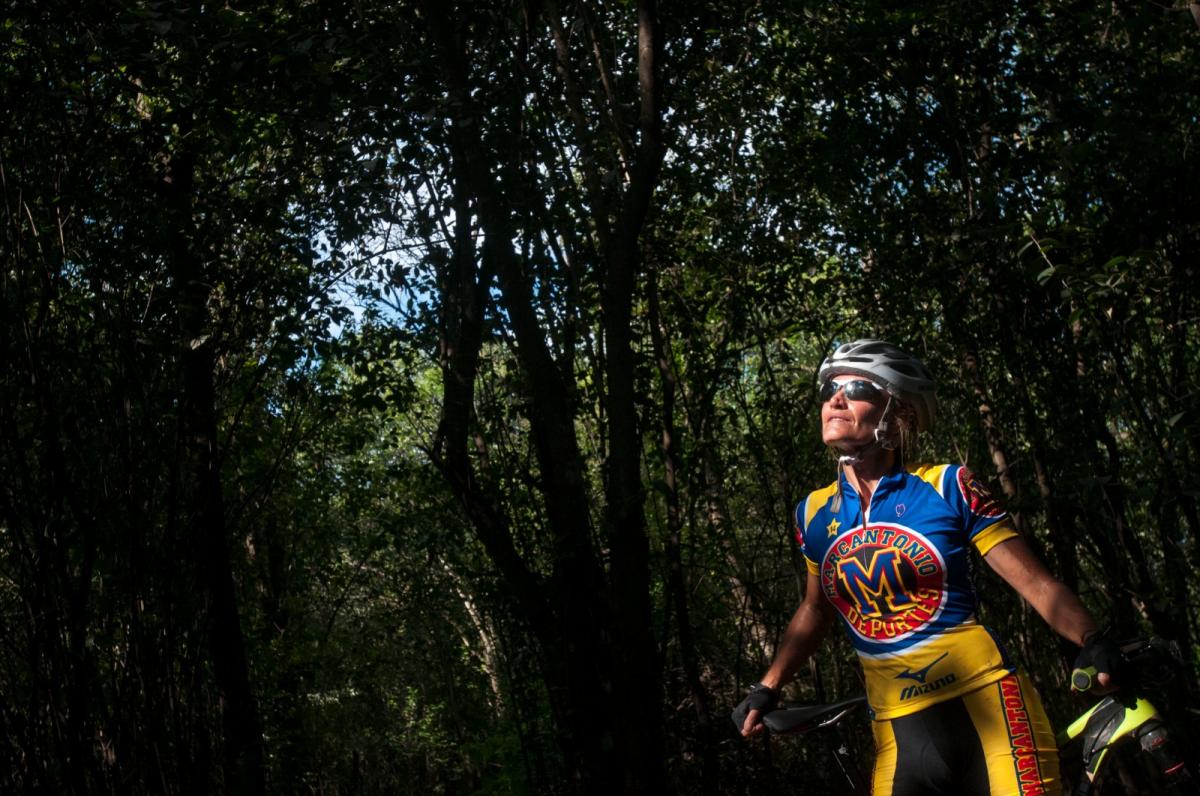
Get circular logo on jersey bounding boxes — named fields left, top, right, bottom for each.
left=820, top=523, right=947, bottom=644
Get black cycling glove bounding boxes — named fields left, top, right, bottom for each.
left=731, top=682, right=779, bottom=732
left=1072, top=630, right=1123, bottom=691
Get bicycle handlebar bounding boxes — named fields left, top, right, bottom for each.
left=1071, top=637, right=1183, bottom=694
left=1071, top=666, right=1099, bottom=692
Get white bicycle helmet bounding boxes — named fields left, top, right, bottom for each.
left=817, top=339, right=937, bottom=432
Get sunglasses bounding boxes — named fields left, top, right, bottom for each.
left=818, top=379, right=886, bottom=403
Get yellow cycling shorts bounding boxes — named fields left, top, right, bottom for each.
left=871, top=671, right=1062, bottom=795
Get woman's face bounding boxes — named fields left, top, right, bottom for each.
left=820, top=376, right=888, bottom=450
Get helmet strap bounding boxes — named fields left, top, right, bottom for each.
left=838, top=395, right=896, bottom=464
left=874, top=395, right=897, bottom=450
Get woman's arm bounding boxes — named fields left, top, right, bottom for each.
left=741, top=571, right=835, bottom=736
left=984, top=535, right=1115, bottom=689
left=984, top=535, right=1097, bottom=644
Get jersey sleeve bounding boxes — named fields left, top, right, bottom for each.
left=948, top=465, right=1018, bottom=554
left=794, top=500, right=820, bottom=575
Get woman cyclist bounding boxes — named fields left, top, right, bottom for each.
left=735, top=339, right=1119, bottom=795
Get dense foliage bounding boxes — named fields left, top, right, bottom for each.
left=2, top=0, right=1198, bottom=793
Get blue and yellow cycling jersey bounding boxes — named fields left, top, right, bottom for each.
left=796, top=463, right=1020, bottom=720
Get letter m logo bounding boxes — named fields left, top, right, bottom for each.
left=837, top=549, right=915, bottom=617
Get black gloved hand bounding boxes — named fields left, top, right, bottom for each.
left=1072, top=630, right=1123, bottom=692
left=731, top=682, right=779, bottom=733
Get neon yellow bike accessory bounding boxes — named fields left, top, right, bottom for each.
left=1057, top=694, right=1160, bottom=784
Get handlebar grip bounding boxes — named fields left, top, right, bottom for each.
left=1071, top=666, right=1097, bottom=692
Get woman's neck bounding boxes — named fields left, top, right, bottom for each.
left=841, top=447, right=898, bottom=507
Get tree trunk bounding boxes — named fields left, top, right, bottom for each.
left=162, top=147, right=265, bottom=794
left=599, top=3, right=668, bottom=790
left=417, top=2, right=675, bottom=792
left=648, top=265, right=719, bottom=792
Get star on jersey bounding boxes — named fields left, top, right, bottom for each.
left=826, top=517, right=841, bottom=537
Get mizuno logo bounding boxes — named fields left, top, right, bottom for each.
left=894, top=652, right=949, bottom=684
left=899, top=673, right=957, bottom=701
